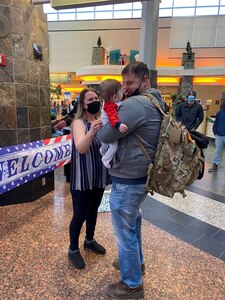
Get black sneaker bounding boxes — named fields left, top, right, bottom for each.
left=68, top=249, right=85, bottom=269
left=83, top=239, right=106, bottom=254
left=112, top=259, right=145, bottom=275
left=106, top=281, right=144, bottom=299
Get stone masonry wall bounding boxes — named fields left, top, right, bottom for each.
left=0, top=0, right=50, bottom=147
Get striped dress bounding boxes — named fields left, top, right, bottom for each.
left=70, top=119, right=109, bottom=191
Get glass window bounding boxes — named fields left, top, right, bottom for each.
left=159, top=9, right=173, bottom=17
left=173, top=0, right=196, bottom=7
left=132, top=10, right=142, bottom=18
left=114, top=3, right=132, bottom=10
left=58, top=9, right=75, bottom=13
left=77, top=12, right=94, bottom=20
left=58, top=13, right=75, bottom=21
left=160, top=0, right=173, bottom=9
left=95, top=11, right=113, bottom=19
left=133, top=2, right=142, bottom=9
left=44, top=0, right=223, bottom=21
left=197, top=0, right=219, bottom=6
left=77, top=7, right=94, bottom=12
left=95, top=5, right=113, bottom=11
left=219, top=7, right=225, bottom=14
left=43, top=4, right=56, bottom=13
left=114, top=11, right=132, bottom=18
left=47, top=14, right=58, bottom=21
left=173, top=8, right=195, bottom=17
left=196, top=7, right=218, bottom=15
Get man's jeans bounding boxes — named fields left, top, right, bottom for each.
left=110, top=181, right=147, bottom=288
left=213, top=135, right=225, bottom=165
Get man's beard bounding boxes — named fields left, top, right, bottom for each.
left=129, top=88, right=140, bottom=97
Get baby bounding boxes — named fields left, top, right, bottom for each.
left=100, top=79, right=128, bottom=168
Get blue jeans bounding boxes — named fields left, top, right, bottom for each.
left=110, top=181, right=147, bottom=288
left=213, top=135, right=225, bottom=165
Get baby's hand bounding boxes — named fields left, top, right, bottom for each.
left=119, top=123, right=128, bottom=133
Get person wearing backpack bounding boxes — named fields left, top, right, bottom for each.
left=208, top=101, right=225, bottom=172
left=97, top=61, right=165, bottom=299
left=175, top=90, right=204, bottom=131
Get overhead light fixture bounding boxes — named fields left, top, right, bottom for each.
left=194, top=77, right=223, bottom=83
left=79, top=75, right=122, bottom=82
left=157, top=77, right=179, bottom=83
left=63, top=87, right=84, bottom=92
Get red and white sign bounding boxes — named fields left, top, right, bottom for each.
left=0, top=54, right=6, bottom=66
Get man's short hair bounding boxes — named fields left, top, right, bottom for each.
left=187, top=90, right=197, bottom=98
left=100, top=79, right=122, bottom=101
left=121, top=61, right=150, bottom=80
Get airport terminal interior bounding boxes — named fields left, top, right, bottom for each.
left=0, top=0, right=225, bottom=299
left=0, top=140, right=224, bottom=299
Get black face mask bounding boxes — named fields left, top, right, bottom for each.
left=127, top=65, right=147, bottom=97
left=129, top=88, right=140, bottom=97
left=86, top=101, right=100, bottom=115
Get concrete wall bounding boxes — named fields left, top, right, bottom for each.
left=48, top=16, right=225, bottom=72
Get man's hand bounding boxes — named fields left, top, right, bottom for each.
left=119, top=123, right=128, bottom=133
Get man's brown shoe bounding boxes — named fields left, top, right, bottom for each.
left=106, top=281, right=144, bottom=299
left=208, top=164, right=218, bottom=172
left=112, top=259, right=145, bottom=275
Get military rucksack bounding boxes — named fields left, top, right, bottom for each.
left=136, top=94, right=203, bottom=198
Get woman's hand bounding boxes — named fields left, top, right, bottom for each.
left=89, top=119, right=103, bottom=136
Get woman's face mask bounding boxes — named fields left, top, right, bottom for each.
left=86, top=101, right=100, bottom=115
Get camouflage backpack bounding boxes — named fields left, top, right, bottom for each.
left=136, top=94, right=203, bottom=198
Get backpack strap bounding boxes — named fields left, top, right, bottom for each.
left=142, top=93, right=166, bottom=116
left=135, top=136, right=154, bottom=194
left=135, top=92, right=165, bottom=163
left=135, top=136, right=151, bottom=162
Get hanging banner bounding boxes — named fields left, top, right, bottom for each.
left=0, top=134, right=72, bottom=195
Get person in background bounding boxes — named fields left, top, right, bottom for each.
left=208, top=100, right=225, bottom=172
left=68, top=88, right=109, bottom=269
left=100, top=79, right=128, bottom=168
left=97, top=61, right=165, bottom=299
left=68, top=100, right=78, bottom=117
left=52, top=116, right=72, bottom=137
left=175, top=90, right=204, bottom=131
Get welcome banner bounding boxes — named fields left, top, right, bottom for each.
left=0, top=134, right=72, bottom=195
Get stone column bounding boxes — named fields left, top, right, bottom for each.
left=178, top=52, right=195, bottom=96
left=0, top=0, right=51, bottom=147
left=92, top=47, right=105, bottom=65
left=0, top=1, right=54, bottom=205
left=177, top=76, right=194, bottom=98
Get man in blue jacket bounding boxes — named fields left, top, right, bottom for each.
left=208, top=101, right=225, bottom=172
left=98, top=62, right=165, bottom=299
left=175, top=91, right=204, bottom=131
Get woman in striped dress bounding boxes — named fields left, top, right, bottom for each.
left=68, top=88, right=109, bottom=269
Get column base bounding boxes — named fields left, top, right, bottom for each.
left=0, top=171, right=55, bottom=206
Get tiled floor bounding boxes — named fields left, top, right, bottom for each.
left=0, top=141, right=225, bottom=299
left=141, top=141, right=225, bottom=262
